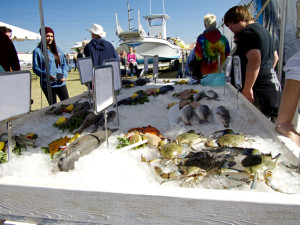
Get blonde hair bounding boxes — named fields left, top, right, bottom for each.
left=204, top=14, right=217, bottom=28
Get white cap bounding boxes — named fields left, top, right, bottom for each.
left=87, top=24, right=106, bottom=37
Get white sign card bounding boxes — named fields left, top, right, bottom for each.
left=144, top=56, right=148, bottom=73
left=93, top=65, right=114, bottom=114
left=153, top=55, right=159, bottom=78
left=233, top=55, right=242, bottom=90
left=78, top=57, right=93, bottom=84
left=104, top=59, right=122, bottom=91
left=0, top=71, right=31, bottom=121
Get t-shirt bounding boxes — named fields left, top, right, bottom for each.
left=235, top=23, right=275, bottom=85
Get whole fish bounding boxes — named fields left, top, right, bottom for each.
left=72, top=101, right=90, bottom=113
left=74, top=111, right=104, bottom=134
left=90, top=110, right=116, bottom=133
left=216, top=106, right=230, bottom=128
left=179, top=105, right=194, bottom=125
left=205, top=90, right=219, bottom=101
left=195, top=105, right=211, bottom=123
left=193, top=91, right=206, bottom=101
left=57, top=130, right=112, bottom=172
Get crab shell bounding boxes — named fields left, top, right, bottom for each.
left=218, top=134, right=246, bottom=147
left=158, top=142, right=183, bottom=159
left=176, top=133, right=206, bottom=146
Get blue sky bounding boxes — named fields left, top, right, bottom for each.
left=0, top=0, right=240, bottom=53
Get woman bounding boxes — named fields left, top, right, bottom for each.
left=33, top=27, right=69, bottom=104
left=127, top=46, right=139, bottom=78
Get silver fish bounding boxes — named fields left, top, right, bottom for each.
left=179, top=105, right=194, bottom=125
left=216, top=106, right=230, bottom=128
left=74, top=111, right=104, bottom=134
left=91, top=110, right=116, bottom=133
left=193, top=91, right=206, bottom=101
left=205, top=90, right=219, bottom=100
left=195, top=105, right=211, bottom=123
left=72, top=101, right=90, bottom=113
left=57, top=130, right=112, bottom=172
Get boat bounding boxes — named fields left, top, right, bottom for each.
left=115, top=2, right=181, bottom=68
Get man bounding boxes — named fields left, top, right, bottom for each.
left=224, top=6, right=281, bottom=120
left=190, top=14, right=230, bottom=79
left=84, top=23, right=119, bottom=67
left=0, top=29, right=20, bottom=71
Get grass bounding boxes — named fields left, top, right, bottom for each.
left=30, top=65, right=181, bottom=111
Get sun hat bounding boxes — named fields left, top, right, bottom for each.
left=87, top=24, right=106, bottom=37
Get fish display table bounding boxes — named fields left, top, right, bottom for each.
left=0, top=81, right=299, bottom=224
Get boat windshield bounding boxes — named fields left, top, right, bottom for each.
left=148, top=18, right=163, bottom=27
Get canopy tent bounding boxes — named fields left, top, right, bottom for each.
left=71, top=42, right=82, bottom=50
left=0, top=21, right=40, bottom=41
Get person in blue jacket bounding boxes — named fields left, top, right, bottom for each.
left=84, top=23, right=119, bottom=67
left=33, top=27, right=69, bottom=104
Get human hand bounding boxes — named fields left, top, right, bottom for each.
left=242, top=88, right=254, bottom=103
left=61, top=78, right=66, bottom=82
left=50, top=75, right=57, bottom=81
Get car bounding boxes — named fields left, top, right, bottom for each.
left=19, top=60, right=32, bottom=68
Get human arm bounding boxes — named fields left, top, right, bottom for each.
left=273, top=50, right=279, bottom=68
left=59, top=49, right=68, bottom=82
left=242, top=49, right=261, bottom=103
left=32, top=48, right=46, bottom=78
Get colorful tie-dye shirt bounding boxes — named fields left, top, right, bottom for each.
left=194, top=27, right=230, bottom=77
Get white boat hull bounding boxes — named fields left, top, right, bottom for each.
left=120, top=37, right=181, bottom=63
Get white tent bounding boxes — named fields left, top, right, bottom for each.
left=0, top=21, right=40, bottom=41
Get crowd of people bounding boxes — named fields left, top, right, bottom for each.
left=0, top=5, right=299, bottom=147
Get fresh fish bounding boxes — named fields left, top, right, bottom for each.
left=62, top=105, right=90, bottom=126
left=216, top=106, right=230, bottom=128
left=193, top=91, right=206, bottom=101
left=179, top=105, right=194, bottom=125
left=90, top=110, right=116, bottom=133
left=72, top=101, right=90, bottom=113
left=195, top=105, right=211, bottom=123
left=205, top=90, right=219, bottom=100
left=57, top=130, right=113, bottom=172
left=74, top=112, right=104, bottom=134
left=159, top=85, right=174, bottom=94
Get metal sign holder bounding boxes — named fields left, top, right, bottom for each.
left=224, top=56, right=233, bottom=95
left=104, top=59, right=122, bottom=127
left=0, top=71, right=31, bottom=161
left=93, top=65, right=114, bottom=147
left=152, top=55, right=159, bottom=97
left=78, top=57, right=94, bottom=108
left=233, top=56, right=243, bottom=110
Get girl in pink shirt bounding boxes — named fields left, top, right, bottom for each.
left=127, top=46, right=139, bottom=78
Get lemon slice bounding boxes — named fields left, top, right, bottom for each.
left=67, top=133, right=80, bottom=144
left=129, top=134, right=142, bottom=145
left=0, top=142, right=5, bottom=151
left=65, top=104, right=74, bottom=112
left=56, top=116, right=67, bottom=125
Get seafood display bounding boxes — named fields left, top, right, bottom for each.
left=55, top=130, right=113, bottom=172
left=0, top=81, right=299, bottom=195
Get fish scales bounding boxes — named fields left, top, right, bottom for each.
left=58, top=130, right=112, bottom=172
left=216, top=106, right=230, bottom=128
left=195, top=105, right=211, bottom=122
left=75, top=112, right=104, bottom=134
left=180, top=105, right=193, bottom=125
